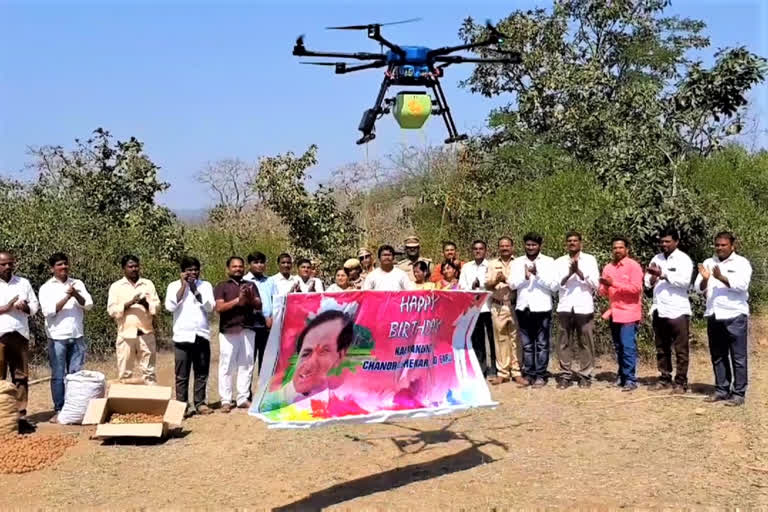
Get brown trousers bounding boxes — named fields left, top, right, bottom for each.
left=0, top=331, right=30, bottom=416
left=652, top=311, right=690, bottom=385
left=556, top=312, right=595, bottom=381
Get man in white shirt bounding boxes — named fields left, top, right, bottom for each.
left=291, top=258, right=325, bottom=293
left=554, top=232, right=600, bottom=389
left=509, top=233, right=558, bottom=388
left=644, top=228, right=694, bottom=393
left=363, top=245, right=415, bottom=291
left=165, top=256, right=215, bottom=416
left=694, top=231, right=753, bottom=407
left=0, top=250, right=40, bottom=424
left=268, top=253, right=299, bottom=318
left=39, top=252, right=93, bottom=421
left=459, top=240, right=496, bottom=378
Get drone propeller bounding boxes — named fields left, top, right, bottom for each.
left=299, top=61, right=338, bottom=66
left=325, top=17, right=422, bottom=30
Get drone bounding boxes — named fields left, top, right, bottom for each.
left=293, top=18, right=521, bottom=145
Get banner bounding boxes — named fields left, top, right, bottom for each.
left=249, top=290, right=497, bottom=428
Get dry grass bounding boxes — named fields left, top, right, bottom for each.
left=1, top=320, right=766, bottom=509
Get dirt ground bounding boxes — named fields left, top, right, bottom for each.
left=1, top=318, right=767, bottom=510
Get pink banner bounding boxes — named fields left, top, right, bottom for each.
left=250, top=290, right=496, bottom=428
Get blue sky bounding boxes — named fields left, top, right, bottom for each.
left=1, top=0, right=766, bottom=210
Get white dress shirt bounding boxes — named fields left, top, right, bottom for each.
left=39, top=277, right=93, bottom=340
left=0, top=275, right=40, bottom=340
left=459, top=259, right=491, bottom=312
left=554, top=252, right=600, bottom=314
left=164, top=279, right=215, bottom=343
left=296, top=277, right=324, bottom=293
left=694, top=252, right=752, bottom=320
left=509, top=254, right=558, bottom=312
left=363, top=267, right=415, bottom=291
left=269, top=273, right=300, bottom=299
left=644, top=249, right=693, bottom=318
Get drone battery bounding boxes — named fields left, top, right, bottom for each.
left=393, top=92, right=432, bottom=129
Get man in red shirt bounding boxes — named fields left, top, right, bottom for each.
left=599, top=236, right=644, bottom=392
left=430, top=241, right=464, bottom=283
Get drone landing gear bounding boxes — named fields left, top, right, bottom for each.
left=428, top=79, right=468, bottom=144
left=356, top=72, right=469, bottom=145
left=357, top=74, right=393, bottom=144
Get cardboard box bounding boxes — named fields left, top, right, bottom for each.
left=83, top=383, right=186, bottom=439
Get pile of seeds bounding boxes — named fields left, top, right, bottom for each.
left=108, top=412, right=163, bottom=424
left=0, top=433, right=78, bottom=474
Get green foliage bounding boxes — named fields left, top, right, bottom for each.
left=253, top=145, right=362, bottom=271
left=0, top=130, right=184, bottom=363
left=457, top=0, right=766, bottom=262
left=183, top=223, right=289, bottom=286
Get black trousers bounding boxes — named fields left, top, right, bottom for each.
left=471, top=312, right=496, bottom=377
left=174, top=336, right=211, bottom=407
left=707, top=315, right=749, bottom=398
left=652, top=311, right=690, bottom=385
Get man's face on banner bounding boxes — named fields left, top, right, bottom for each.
left=294, top=317, right=347, bottom=395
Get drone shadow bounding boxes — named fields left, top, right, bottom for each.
left=273, top=416, right=514, bottom=511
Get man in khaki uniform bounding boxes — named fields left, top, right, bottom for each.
left=107, top=254, right=161, bottom=385
left=485, top=236, right=526, bottom=386
left=397, top=236, right=432, bottom=281
left=344, top=258, right=365, bottom=289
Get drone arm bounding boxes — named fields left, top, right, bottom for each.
left=433, top=55, right=519, bottom=64
left=340, top=61, right=388, bottom=73
left=294, top=49, right=387, bottom=61
left=367, top=25, right=405, bottom=57
left=426, top=38, right=503, bottom=59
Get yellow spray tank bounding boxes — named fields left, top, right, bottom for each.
left=392, top=91, right=432, bottom=129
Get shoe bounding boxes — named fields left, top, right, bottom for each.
left=556, top=379, right=571, bottom=390
left=488, top=376, right=509, bottom=385
left=184, top=404, right=196, bottom=418
left=512, top=376, right=528, bottom=386
left=670, top=384, right=688, bottom=395
left=18, top=418, right=36, bottom=434
left=704, top=393, right=730, bottom=403
left=649, top=380, right=673, bottom=391
left=48, top=413, right=59, bottom=424
left=621, top=382, right=638, bottom=392
left=578, top=379, right=592, bottom=389
left=532, top=378, right=546, bottom=389
left=237, top=400, right=251, bottom=409
left=220, top=403, right=232, bottom=413
left=196, top=404, right=213, bottom=415
left=724, top=396, right=745, bottom=407
left=517, top=378, right=532, bottom=388
left=614, top=376, right=624, bottom=387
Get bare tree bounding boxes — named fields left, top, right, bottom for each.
left=196, top=158, right=258, bottom=214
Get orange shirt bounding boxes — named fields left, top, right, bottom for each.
left=430, top=260, right=465, bottom=283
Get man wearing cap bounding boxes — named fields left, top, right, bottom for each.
left=343, top=258, right=365, bottom=290
left=397, top=236, right=432, bottom=282
left=358, top=248, right=375, bottom=280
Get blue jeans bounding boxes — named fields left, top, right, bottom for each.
left=516, top=309, right=552, bottom=380
left=48, top=337, right=86, bottom=412
left=610, top=322, right=637, bottom=385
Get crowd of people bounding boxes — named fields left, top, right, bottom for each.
left=0, top=227, right=753, bottom=428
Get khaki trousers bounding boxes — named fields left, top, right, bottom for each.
left=116, top=332, right=157, bottom=384
left=491, top=302, right=521, bottom=378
